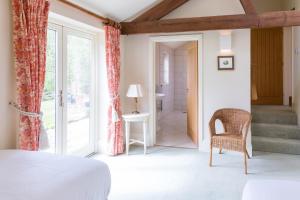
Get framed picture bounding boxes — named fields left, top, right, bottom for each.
left=218, top=56, right=234, bottom=70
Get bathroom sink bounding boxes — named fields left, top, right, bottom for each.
left=156, top=93, right=165, bottom=100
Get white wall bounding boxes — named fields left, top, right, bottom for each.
left=284, top=0, right=300, bottom=124
left=0, top=0, right=16, bottom=149
left=49, top=0, right=104, bottom=29
left=252, top=0, right=284, bottom=13
left=164, top=0, right=244, bottom=19
left=293, top=27, right=300, bottom=125
left=202, top=30, right=251, bottom=142
left=283, top=27, right=293, bottom=106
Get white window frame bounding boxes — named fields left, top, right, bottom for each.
left=46, top=16, right=101, bottom=156
left=162, top=52, right=170, bottom=85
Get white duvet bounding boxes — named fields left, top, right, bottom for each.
left=243, top=180, right=300, bottom=200
left=0, top=150, right=111, bottom=200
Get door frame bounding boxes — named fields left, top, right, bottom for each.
left=148, top=34, right=204, bottom=149
left=46, top=17, right=100, bottom=156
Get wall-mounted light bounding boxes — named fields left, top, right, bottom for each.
left=219, top=30, right=232, bottom=54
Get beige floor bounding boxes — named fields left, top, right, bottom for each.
left=156, top=111, right=197, bottom=148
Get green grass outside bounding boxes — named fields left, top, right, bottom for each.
left=41, top=99, right=55, bottom=130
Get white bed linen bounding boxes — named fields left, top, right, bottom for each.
left=243, top=180, right=300, bottom=200
left=0, top=150, right=111, bottom=200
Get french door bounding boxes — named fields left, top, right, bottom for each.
left=41, top=23, right=97, bottom=157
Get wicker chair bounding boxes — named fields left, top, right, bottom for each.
left=209, top=108, right=252, bottom=174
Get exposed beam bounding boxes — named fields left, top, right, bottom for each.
left=121, top=11, right=300, bottom=35
left=133, top=0, right=190, bottom=22
left=258, top=11, right=300, bottom=28
left=122, top=14, right=258, bottom=34
left=240, top=0, right=257, bottom=15
left=57, top=0, right=120, bottom=28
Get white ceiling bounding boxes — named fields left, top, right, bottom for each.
left=68, top=0, right=289, bottom=22
left=69, top=0, right=162, bottom=22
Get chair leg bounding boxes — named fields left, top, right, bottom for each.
left=219, top=146, right=222, bottom=154
left=209, top=144, right=213, bottom=167
left=246, top=149, right=250, bottom=159
left=244, top=151, right=248, bottom=175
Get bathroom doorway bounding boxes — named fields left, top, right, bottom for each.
left=155, top=41, right=198, bottom=149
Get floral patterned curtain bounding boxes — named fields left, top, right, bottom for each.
left=12, top=0, right=50, bottom=151
left=105, top=25, right=123, bottom=156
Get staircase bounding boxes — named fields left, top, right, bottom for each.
left=252, top=105, right=300, bottom=154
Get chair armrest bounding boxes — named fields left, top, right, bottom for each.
left=242, top=120, right=251, bottom=141
left=209, top=117, right=217, bottom=137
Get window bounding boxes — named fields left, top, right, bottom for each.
left=162, top=53, right=170, bottom=85
left=41, top=22, right=98, bottom=157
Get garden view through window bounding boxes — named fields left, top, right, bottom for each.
left=41, top=24, right=96, bottom=156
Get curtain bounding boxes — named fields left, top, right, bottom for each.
left=105, top=25, right=123, bottom=156
left=12, top=0, right=50, bottom=151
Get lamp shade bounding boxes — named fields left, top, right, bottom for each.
left=127, top=84, right=143, bottom=98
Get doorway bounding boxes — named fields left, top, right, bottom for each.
left=148, top=34, right=203, bottom=149
left=154, top=41, right=198, bottom=148
left=40, top=22, right=97, bottom=157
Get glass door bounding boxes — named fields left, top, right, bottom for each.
left=41, top=23, right=62, bottom=154
left=63, top=28, right=96, bottom=156
left=42, top=23, right=96, bottom=157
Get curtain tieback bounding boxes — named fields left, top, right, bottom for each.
left=9, top=102, right=42, bottom=119
left=109, top=95, right=120, bottom=123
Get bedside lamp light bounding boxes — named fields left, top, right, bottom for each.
left=127, top=84, right=143, bottom=114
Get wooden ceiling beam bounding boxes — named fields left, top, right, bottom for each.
left=121, top=11, right=300, bottom=35
left=133, top=0, right=190, bottom=22
left=122, top=14, right=258, bottom=34
left=259, top=11, right=300, bottom=28
left=240, top=0, right=257, bottom=15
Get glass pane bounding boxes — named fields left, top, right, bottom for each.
left=41, top=29, right=57, bottom=153
left=163, top=54, right=170, bottom=85
left=66, top=34, right=92, bottom=155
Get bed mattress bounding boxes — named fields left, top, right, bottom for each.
left=0, top=150, right=111, bottom=200
left=243, top=180, right=300, bottom=200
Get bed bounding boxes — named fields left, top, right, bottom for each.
left=242, top=180, right=300, bottom=200
left=0, top=150, right=111, bottom=200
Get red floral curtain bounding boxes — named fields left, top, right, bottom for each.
left=12, top=0, right=50, bottom=151
left=105, top=25, right=123, bottom=156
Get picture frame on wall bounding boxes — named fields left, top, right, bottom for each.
left=218, top=56, right=234, bottom=70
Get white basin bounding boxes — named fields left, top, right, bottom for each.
left=156, top=93, right=165, bottom=100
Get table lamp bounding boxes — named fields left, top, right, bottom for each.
left=127, top=84, right=143, bottom=114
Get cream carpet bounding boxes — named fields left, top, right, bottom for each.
left=94, top=146, right=300, bottom=200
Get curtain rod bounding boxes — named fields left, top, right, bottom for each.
left=57, top=0, right=121, bottom=29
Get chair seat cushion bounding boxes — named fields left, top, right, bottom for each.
left=212, top=133, right=243, bottom=152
